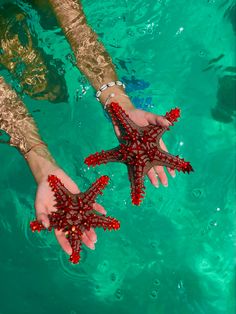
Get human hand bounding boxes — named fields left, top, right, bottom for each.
left=107, top=95, right=176, bottom=188
left=34, top=167, right=106, bottom=255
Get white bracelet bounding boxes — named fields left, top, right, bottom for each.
left=104, top=93, right=115, bottom=109
left=95, top=80, right=126, bottom=102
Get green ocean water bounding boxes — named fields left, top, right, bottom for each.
left=0, top=0, right=235, bottom=313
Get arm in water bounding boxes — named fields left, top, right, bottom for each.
left=49, top=0, right=176, bottom=185
left=0, top=76, right=103, bottom=253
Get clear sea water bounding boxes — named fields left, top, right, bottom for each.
left=0, top=0, right=235, bottom=314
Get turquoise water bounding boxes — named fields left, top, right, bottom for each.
left=0, top=0, right=235, bottom=313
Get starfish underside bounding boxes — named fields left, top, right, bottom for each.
left=30, top=175, right=120, bottom=264
left=85, top=102, right=193, bottom=205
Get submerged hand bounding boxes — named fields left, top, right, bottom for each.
left=109, top=98, right=176, bottom=188
left=34, top=167, right=106, bottom=255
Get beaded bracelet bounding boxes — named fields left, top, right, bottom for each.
left=95, top=80, right=126, bottom=102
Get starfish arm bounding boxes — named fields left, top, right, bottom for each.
left=127, top=165, right=146, bottom=205
left=85, top=147, right=122, bottom=167
left=30, top=220, right=46, bottom=232
left=30, top=218, right=61, bottom=233
left=48, top=211, right=67, bottom=230
left=30, top=174, right=120, bottom=264
left=107, top=102, right=138, bottom=138
left=153, top=151, right=194, bottom=173
left=69, top=236, right=82, bottom=264
left=85, top=213, right=120, bottom=231
left=48, top=175, right=71, bottom=204
left=82, top=175, right=110, bottom=205
left=144, top=125, right=167, bottom=142
left=69, top=250, right=81, bottom=264
left=165, top=108, right=181, bottom=124
left=61, top=225, right=84, bottom=264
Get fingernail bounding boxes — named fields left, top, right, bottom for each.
left=163, top=183, right=168, bottom=187
left=42, top=221, right=49, bottom=228
left=154, top=183, right=159, bottom=188
left=91, top=244, right=95, bottom=250
left=171, top=173, right=176, bottom=178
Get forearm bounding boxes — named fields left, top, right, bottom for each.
left=49, top=0, right=134, bottom=109
left=0, top=76, right=58, bottom=183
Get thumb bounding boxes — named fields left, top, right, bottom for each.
left=35, top=205, right=50, bottom=228
left=93, top=203, right=107, bottom=215
left=146, top=113, right=171, bottom=128
left=38, top=213, right=50, bottom=229
left=41, top=216, right=50, bottom=229
left=111, top=123, right=121, bottom=138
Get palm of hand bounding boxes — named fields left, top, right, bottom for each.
left=34, top=168, right=106, bottom=255
left=113, top=108, right=176, bottom=187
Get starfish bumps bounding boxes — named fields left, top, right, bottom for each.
left=30, top=175, right=120, bottom=264
left=85, top=102, right=193, bottom=205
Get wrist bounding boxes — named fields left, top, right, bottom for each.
left=25, top=149, right=59, bottom=184
left=111, top=95, right=135, bottom=111
left=106, top=94, right=135, bottom=112
left=99, top=86, right=135, bottom=112
left=99, top=85, right=124, bottom=104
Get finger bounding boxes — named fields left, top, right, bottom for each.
left=85, top=228, right=97, bottom=243
left=154, top=166, right=168, bottom=187
left=147, top=168, right=159, bottom=188
left=160, top=139, right=176, bottom=178
left=93, top=203, right=107, bottom=215
left=47, top=204, right=58, bottom=213
left=81, top=232, right=95, bottom=250
left=65, top=182, right=80, bottom=194
left=114, top=125, right=121, bottom=138
left=146, top=113, right=171, bottom=128
left=35, top=204, right=50, bottom=228
left=159, top=138, right=168, bottom=151
left=57, top=176, right=80, bottom=194
left=54, top=229, right=72, bottom=255
left=167, top=167, right=176, bottom=178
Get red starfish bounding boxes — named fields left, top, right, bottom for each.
left=30, top=175, right=120, bottom=264
left=85, top=102, right=193, bottom=205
